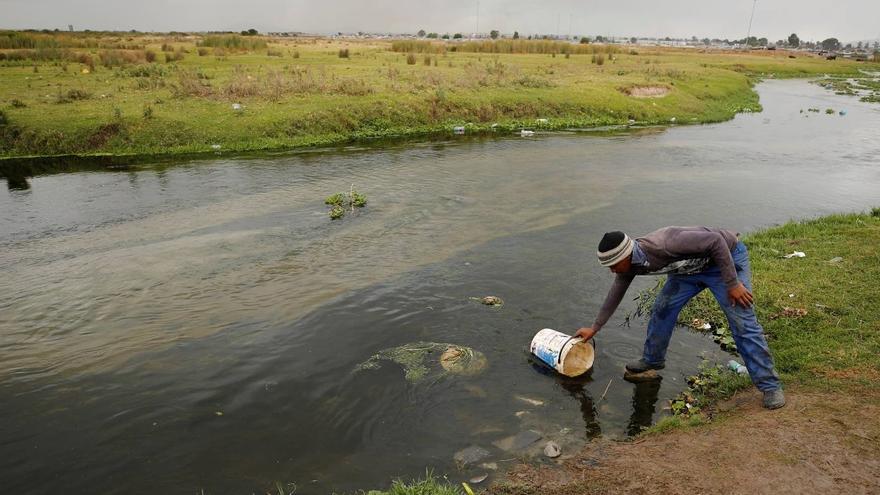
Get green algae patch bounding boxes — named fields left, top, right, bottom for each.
left=355, top=342, right=488, bottom=383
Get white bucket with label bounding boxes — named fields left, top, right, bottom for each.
left=530, top=328, right=595, bottom=377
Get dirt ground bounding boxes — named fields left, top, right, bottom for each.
left=492, top=388, right=880, bottom=495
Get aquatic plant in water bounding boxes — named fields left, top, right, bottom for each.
left=325, top=185, right=367, bottom=219
left=355, top=342, right=488, bottom=383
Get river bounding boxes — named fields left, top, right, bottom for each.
left=1, top=80, right=879, bottom=494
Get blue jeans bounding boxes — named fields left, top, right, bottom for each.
left=643, top=242, right=781, bottom=392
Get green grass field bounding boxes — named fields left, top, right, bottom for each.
left=636, top=209, right=880, bottom=433
left=1, top=32, right=876, bottom=160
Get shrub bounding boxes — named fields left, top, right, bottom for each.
left=335, top=78, right=373, bottom=96
left=10, top=98, right=27, bottom=108
left=338, top=48, right=350, bottom=58
left=99, top=49, right=146, bottom=67
left=56, top=88, right=92, bottom=103
left=0, top=109, right=8, bottom=126
left=165, top=50, right=185, bottom=63
left=406, top=53, right=417, bottom=65
left=145, top=50, right=156, bottom=62
left=267, top=48, right=284, bottom=57
left=198, top=47, right=209, bottom=56
left=292, top=50, right=300, bottom=59
left=423, top=55, right=432, bottom=66
left=142, top=104, right=154, bottom=119
left=596, top=54, right=605, bottom=65
left=161, top=43, right=174, bottom=52
left=172, top=69, right=214, bottom=97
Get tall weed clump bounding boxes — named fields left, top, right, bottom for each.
left=391, top=40, right=446, bottom=54
left=198, top=35, right=267, bottom=51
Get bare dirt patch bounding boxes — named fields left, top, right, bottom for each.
left=621, top=86, right=670, bottom=98
left=492, top=389, right=880, bottom=495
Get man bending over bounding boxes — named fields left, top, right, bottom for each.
left=575, top=227, right=785, bottom=409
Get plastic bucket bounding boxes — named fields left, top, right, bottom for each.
left=530, top=328, right=595, bottom=377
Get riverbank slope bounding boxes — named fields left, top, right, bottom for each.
left=1, top=34, right=877, bottom=163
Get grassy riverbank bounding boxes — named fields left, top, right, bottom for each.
left=368, top=209, right=880, bottom=494
left=1, top=32, right=877, bottom=161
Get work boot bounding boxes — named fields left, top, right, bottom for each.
left=762, top=389, right=786, bottom=410
left=625, top=359, right=665, bottom=373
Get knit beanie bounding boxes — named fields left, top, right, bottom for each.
left=597, top=231, right=634, bottom=267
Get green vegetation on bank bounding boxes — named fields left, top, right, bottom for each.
left=365, top=473, right=462, bottom=495
left=641, top=209, right=880, bottom=431
left=1, top=31, right=877, bottom=161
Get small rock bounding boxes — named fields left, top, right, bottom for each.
left=828, top=257, right=844, bottom=263
left=480, top=462, right=498, bottom=471
left=454, top=446, right=491, bottom=467
left=544, top=441, right=562, bottom=458
left=469, top=474, right=488, bottom=484
left=515, top=410, right=529, bottom=418
left=623, top=369, right=662, bottom=383
left=493, top=430, right=542, bottom=452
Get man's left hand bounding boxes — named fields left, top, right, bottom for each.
left=728, top=282, right=754, bottom=308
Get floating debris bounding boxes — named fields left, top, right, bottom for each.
left=454, top=446, right=490, bottom=467
left=475, top=295, right=503, bottom=306
left=543, top=441, right=562, bottom=458
left=453, top=126, right=466, bottom=135
left=520, top=129, right=535, bottom=137
left=783, top=251, right=806, bottom=258
left=669, top=117, right=677, bottom=123
left=515, top=395, right=544, bottom=407
left=468, top=474, right=489, bottom=484
left=232, top=103, right=243, bottom=111
left=691, top=318, right=712, bottom=330
left=727, top=360, right=748, bottom=375
left=536, top=118, right=548, bottom=124
left=493, top=430, right=542, bottom=452
left=480, top=462, right=498, bottom=471
left=355, top=342, right=488, bottom=383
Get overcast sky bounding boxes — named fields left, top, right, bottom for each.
left=1, top=0, right=877, bottom=42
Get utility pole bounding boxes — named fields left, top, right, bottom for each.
left=745, top=0, right=757, bottom=48
left=475, top=0, right=480, bottom=38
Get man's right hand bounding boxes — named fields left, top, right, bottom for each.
left=575, top=327, right=597, bottom=342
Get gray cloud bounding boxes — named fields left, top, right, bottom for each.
left=0, top=0, right=877, bottom=42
